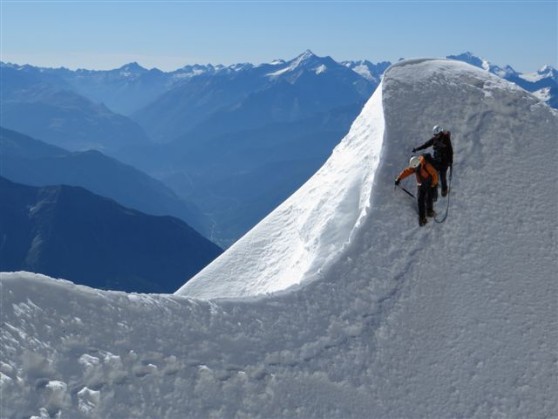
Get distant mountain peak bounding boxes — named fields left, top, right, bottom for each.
left=448, top=52, right=518, bottom=77
left=298, top=49, right=316, bottom=59
left=120, top=62, right=145, bottom=70
left=448, top=51, right=487, bottom=69
left=538, top=64, right=558, bottom=77
left=173, top=63, right=218, bottom=78
left=118, top=62, right=148, bottom=76
left=342, top=60, right=392, bottom=82
left=229, top=62, right=254, bottom=72
left=266, top=50, right=330, bottom=78
left=455, top=51, right=477, bottom=60
left=291, top=49, right=320, bottom=67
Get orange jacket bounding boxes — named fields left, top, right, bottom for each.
left=397, top=156, right=439, bottom=187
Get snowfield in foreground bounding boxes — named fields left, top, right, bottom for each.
left=2, top=59, right=557, bottom=418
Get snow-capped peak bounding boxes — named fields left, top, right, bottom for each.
left=267, top=50, right=331, bottom=77
left=518, top=64, right=558, bottom=83
left=289, top=50, right=331, bottom=71
left=229, top=62, right=254, bottom=72
left=539, top=64, right=553, bottom=74
left=537, top=64, right=558, bottom=80
left=448, top=52, right=521, bottom=79
left=342, top=60, right=391, bottom=82
left=295, top=49, right=317, bottom=62
left=448, top=51, right=485, bottom=68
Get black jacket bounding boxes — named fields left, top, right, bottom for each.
left=415, top=131, right=453, bottom=167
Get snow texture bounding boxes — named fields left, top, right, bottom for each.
left=1, top=59, right=557, bottom=418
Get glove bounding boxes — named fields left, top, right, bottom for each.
left=412, top=148, right=417, bottom=153
left=395, top=178, right=400, bottom=186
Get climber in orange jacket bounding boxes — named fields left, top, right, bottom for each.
left=395, top=155, right=439, bottom=226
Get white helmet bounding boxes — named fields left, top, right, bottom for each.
left=409, top=156, right=421, bottom=168
left=433, top=125, right=443, bottom=134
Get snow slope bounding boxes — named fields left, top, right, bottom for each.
left=175, top=74, right=384, bottom=299
left=2, top=59, right=557, bottom=418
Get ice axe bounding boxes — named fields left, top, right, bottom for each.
left=395, top=183, right=415, bottom=199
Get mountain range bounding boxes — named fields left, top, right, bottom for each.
left=448, top=52, right=558, bottom=108
left=0, top=176, right=222, bottom=293
left=1, top=50, right=384, bottom=245
left=1, top=50, right=556, bottom=248
left=0, top=127, right=207, bottom=233
left=0, top=64, right=151, bottom=153
left=132, top=50, right=378, bottom=143
left=4, top=51, right=553, bottom=119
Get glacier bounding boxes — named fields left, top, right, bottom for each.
left=1, top=58, right=557, bottom=418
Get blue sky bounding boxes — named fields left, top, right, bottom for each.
left=1, top=1, right=556, bottom=72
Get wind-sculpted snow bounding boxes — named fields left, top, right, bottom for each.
left=1, top=59, right=557, bottom=418
left=175, top=78, right=384, bottom=299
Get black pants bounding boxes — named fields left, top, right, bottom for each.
left=417, top=183, right=435, bottom=220
left=439, top=164, right=449, bottom=193
left=432, top=156, right=450, bottom=193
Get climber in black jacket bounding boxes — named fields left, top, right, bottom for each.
left=413, top=125, right=453, bottom=197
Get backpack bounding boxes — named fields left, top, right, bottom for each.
left=432, top=132, right=452, bottom=164
left=421, top=152, right=436, bottom=168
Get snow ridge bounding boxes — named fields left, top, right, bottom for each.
left=175, top=83, right=384, bottom=299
